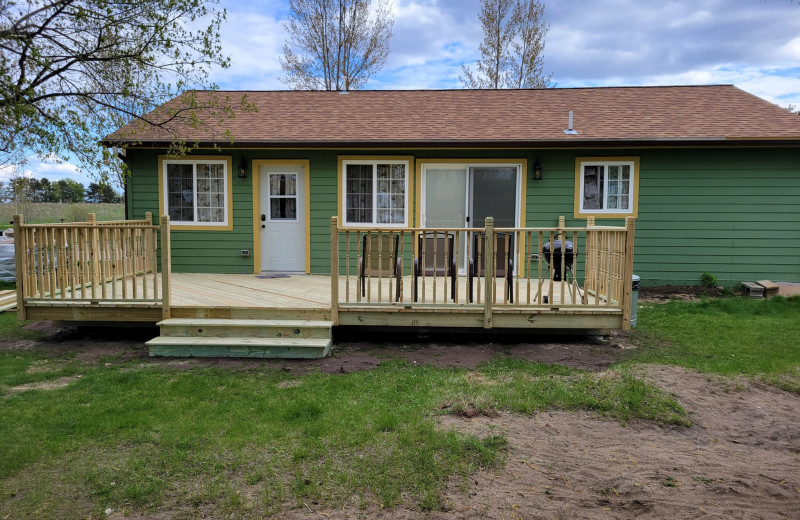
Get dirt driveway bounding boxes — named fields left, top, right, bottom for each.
left=8, top=323, right=800, bottom=519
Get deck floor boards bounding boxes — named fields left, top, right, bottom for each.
left=24, top=272, right=616, bottom=315
left=167, top=273, right=601, bottom=309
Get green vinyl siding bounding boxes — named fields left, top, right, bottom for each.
left=634, top=148, right=800, bottom=286
left=127, top=146, right=799, bottom=286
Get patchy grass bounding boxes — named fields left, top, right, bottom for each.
left=444, top=357, right=688, bottom=426
left=629, top=296, right=800, bottom=390
left=0, top=312, right=43, bottom=341
left=0, top=346, right=687, bottom=518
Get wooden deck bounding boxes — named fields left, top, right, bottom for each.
left=23, top=272, right=623, bottom=330
left=14, top=214, right=634, bottom=334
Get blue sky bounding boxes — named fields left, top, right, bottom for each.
left=10, top=0, right=800, bottom=188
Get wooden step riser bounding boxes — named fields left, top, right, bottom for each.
left=159, top=325, right=331, bottom=339
left=169, top=307, right=331, bottom=321
left=149, top=344, right=332, bottom=359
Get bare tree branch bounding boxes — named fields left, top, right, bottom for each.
left=0, top=0, right=251, bottom=182
left=280, top=0, right=393, bottom=91
left=461, top=0, right=551, bottom=90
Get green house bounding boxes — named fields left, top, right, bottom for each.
left=110, top=85, right=800, bottom=287
left=13, top=84, right=798, bottom=357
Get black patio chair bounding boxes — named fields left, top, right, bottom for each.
left=413, top=231, right=456, bottom=302
left=468, top=231, right=514, bottom=303
left=358, top=232, right=402, bottom=302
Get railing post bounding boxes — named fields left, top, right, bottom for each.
left=88, top=213, right=100, bottom=299
left=621, top=216, right=636, bottom=330
left=12, top=215, right=26, bottom=320
left=483, top=217, right=494, bottom=328
left=330, top=217, right=339, bottom=325
left=586, top=216, right=596, bottom=294
left=145, top=211, right=153, bottom=225
left=160, top=215, right=171, bottom=320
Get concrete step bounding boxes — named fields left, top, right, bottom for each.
left=156, top=318, right=333, bottom=339
left=146, top=336, right=332, bottom=359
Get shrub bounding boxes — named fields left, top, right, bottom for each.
left=700, top=272, right=717, bottom=288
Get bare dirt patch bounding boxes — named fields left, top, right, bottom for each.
left=638, top=285, right=725, bottom=303
left=8, top=374, right=82, bottom=393
left=273, top=366, right=800, bottom=520
left=2, top=323, right=623, bottom=374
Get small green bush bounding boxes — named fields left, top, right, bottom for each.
left=700, top=271, right=717, bottom=288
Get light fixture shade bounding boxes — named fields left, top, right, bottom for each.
left=238, top=158, right=247, bottom=178
left=532, top=159, right=543, bottom=181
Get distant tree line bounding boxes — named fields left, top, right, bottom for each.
left=0, top=177, right=122, bottom=204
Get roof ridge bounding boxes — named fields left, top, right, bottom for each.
left=182, top=84, right=737, bottom=94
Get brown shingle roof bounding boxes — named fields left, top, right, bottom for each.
left=106, top=85, right=800, bottom=147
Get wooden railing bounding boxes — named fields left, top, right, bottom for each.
left=12, top=213, right=173, bottom=320
left=330, top=215, right=636, bottom=329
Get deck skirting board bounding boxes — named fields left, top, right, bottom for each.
left=336, top=308, right=622, bottom=329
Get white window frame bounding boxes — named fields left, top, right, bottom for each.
left=576, top=159, right=637, bottom=217
left=341, top=159, right=410, bottom=228
left=267, top=172, right=299, bottom=222
left=162, top=158, right=230, bottom=227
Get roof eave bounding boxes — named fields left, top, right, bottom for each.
left=109, top=136, right=800, bottom=149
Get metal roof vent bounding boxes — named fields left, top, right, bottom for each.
left=564, top=110, right=578, bottom=135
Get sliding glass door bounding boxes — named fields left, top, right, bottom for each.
left=423, top=164, right=520, bottom=273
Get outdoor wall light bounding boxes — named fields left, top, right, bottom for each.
left=532, top=159, right=543, bottom=181
left=238, top=158, right=248, bottom=179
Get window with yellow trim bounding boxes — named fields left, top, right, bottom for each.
left=342, top=159, right=409, bottom=226
left=576, top=159, right=637, bottom=217
left=163, top=159, right=228, bottom=226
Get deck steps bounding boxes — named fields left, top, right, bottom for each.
left=146, top=318, right=333, bottom=358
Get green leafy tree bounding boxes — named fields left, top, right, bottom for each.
left=43, top=178, right=61, bottom=202
left=85, top=181, right=119, bottom=203
left=280, top=0, right=394, bottom=91
left=0, top=0, right=251, bottom=182
left=461, top=0, right=551, bottom=89
left=56, top=179, right=85, bottom=203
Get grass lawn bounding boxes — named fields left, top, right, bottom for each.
left=628, top=295, right=800, bottom=391
left=1, top=295, right=798, bottom=517
left=0, top=314, right=688, bottom=519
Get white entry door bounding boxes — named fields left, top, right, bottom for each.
left=260, top=164, right=305, bottom=272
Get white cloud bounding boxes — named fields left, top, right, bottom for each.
left=17, top=0, right=800, bottom=184
left=0, top=155, right=93, bottom=187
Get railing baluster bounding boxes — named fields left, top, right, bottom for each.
left=572, top=230, right=578, bottom=304
left=345, top=230, right=351, bottom=303
left=36, top=229, right=45, bottom=298
left=131, top=228, right=138, bottom=300
left=356, top=231, right=360, bottom=303
left=420, top=231, right=426, bottom=303
left=25, top=228, right=34, bottom=298
left=454, top=229, right=460, bottom=303
left=399, top=230, right=405, bottom=302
